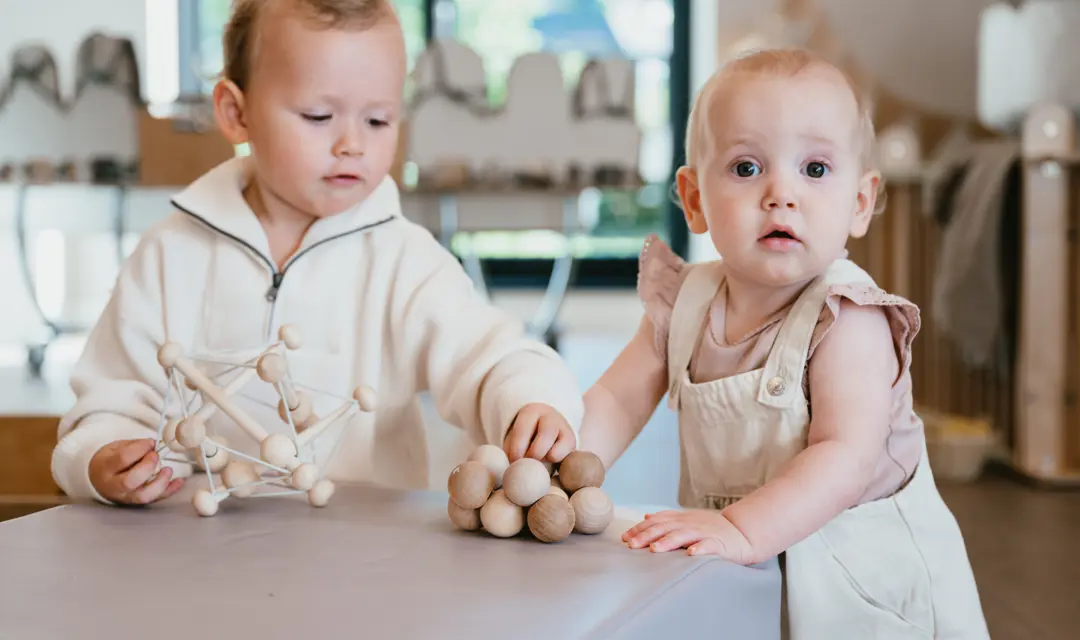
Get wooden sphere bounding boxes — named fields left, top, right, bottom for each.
left=222, top=461, right=259, bottom=498
left=547, top=484, right=568, bottom=499
left=278, top=324, right=303, bottom=350
left=308, top=479, right=335, bottom=507
left=480, top=489, right=524, bottom=538
left=257, top=352, right=287, bottom=384
left=192, top=489, right=220, bottom=517
left=261, top=434, right=298, bottom=468
left=558, top=450, right=605, bottom=493
left=447, top=461, right=494, bottom=509
left=201, top=436, right=230, bottom=473
left=502, top=458, right=550, bottom=507
left=162, top=418, right=187, bottom=453
left=570, top=486, right=614, bottom=534
left=447, top=498, right=482, bottom=531
left=527, top=494, right=576, bottom=543
left=468, top=444, right=510, bottom=488
left=551, top=474, right=564, bottom=491
left=175, top=417, right=207, bottom=449
left=278, top=391, right=314, bottom=426
left=353, top=386, right=378, bottom=412
left=157, top=342, right=183, bottom=369
left=290, top=463, right=319, bottom=491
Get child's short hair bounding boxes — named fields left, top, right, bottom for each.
left=685, top=48, right=885, bottom=214
left=223, top=0, right=395, bottom=91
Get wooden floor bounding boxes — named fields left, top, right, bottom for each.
left=939, top=470, right=1080, bottom=640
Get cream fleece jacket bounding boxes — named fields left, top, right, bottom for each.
left=51, top=157, right=584, bottom=502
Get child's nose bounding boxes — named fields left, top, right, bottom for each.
left=333, top=127, right=364, bottom=158
left=762, top=182, right=797, bottom=210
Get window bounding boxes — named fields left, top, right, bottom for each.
left=433, top=0, right=676, bottom=262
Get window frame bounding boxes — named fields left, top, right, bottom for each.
left=175, top=0, right=691, bottom=288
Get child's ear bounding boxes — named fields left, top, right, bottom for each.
left=676, top=166, right=708, bottom=234
left=850, top=169, right=881, bottom=238
left=213, top=79, right=250, bottom=146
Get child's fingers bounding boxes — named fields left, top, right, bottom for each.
left=649, top=528, right=703, bottom=553
left=119, top=450, right=160, bottom=492
left=127, top=466, right=174, bottom=505
left=687, top=538, right=723, bottom=556
left=158, top=477, right=185, bottom=501
left=545, top=427, right=576, bottom=463
left=525, top=416, right=560, bottom=461
left=110, top=439, right=157, bottom=474
left=503, top=412, right=538, bottom=462
left=627, top=520, right=682, bottom=549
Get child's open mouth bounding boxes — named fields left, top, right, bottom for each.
left=758, top=226, right=801, bottom=251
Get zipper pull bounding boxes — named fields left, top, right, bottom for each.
left=266, top=272, right=284, bottom=302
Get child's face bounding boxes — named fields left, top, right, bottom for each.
left=222, top=9, right=406, bottom=219
left=679, top=67, right=878, bottom=288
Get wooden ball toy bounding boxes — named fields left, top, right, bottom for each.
left=468, top=444, right=510, bottom=488
left=161, top=418, right=187, bottom=453
left=448, top=461, right=494, bottom=509
left=175, top=417, right=207, bottom=449
left=278, top=391, right=314, bottom=427
left=558, top=450, right=605, bottom=493
left=278, top=324, right=303, bottom=350
left=290, top=463, right=319, bottom=491
left=257, top=352, right=287, bottom=384
left=551, top=474, right=564, bottom=491
left=157, top=342, right=183, bottom=369
left=261, top=433, right=298, bottom=468
left=569, top=486, right=614, bottom=534
left=200, top=436, right=231, bottom=473
left=527, top=494, right=576, bottom=543
left=447, top=498, right=482, bottom=531
left=192, top=489, right=224, bottom=517
left=353, top=386, right=378, bottom=413
left=480, top=489, right=524, bottom=537
left=547, top=484, right=568, bottom=500
left=502, top=458, right=550, bottom=507
left=222, top=461, right=259, bottom=498
left=308, top=479, right=335, bottom=507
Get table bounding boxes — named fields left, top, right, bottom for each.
left=0, top=484, right=781, bottom=639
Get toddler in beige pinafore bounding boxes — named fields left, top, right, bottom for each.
left=579, top=48, right=990, bottom=639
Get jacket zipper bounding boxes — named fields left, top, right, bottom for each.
left=171, top=200, right=395, bottom=337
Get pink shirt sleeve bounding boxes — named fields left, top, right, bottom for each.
left=636, top=235, right=690, bottom=366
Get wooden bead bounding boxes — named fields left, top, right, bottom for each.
left=353, top=386, right=378, bottom=412
left=308, top=479, right=335, bottom=507
left=192, top=489, right=221, bottom=517
left=257, top=352, right=287, bottom=384
left=222, top=461, right=259, bottom=498
left=261, top=434, right=297, bottom=468
left=447, top=497, right=482, bottom=531
left=157, top=342, right=183, bottom=369
left=547, top=484, right=568, bottom=500
left=447, top=461, right=494, bottom=509
left=558, top=450, right=605, bottom=493
left=502, top=458, right=550, bottom=507
left=201, top=436, right=230, bottom=473
left=278, top=324, right=303, bottom=350
left=175, top=417, right=206, bottom=449
left=278, top=391, right=314, bottom=427
left=527, top=494, right=575, bottom=543
left=290, top=463, right=319, bottom=491
left=480, top=489, right=524, bottom=537
left=467, top=444, right=510, bottom=487
left=570, top=486, right=614, bottom=534
left=161, top=418, right=187, bottom=453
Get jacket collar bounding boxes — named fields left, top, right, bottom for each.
left=170, top=155, right=401, bottom=266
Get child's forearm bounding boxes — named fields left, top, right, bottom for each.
left=579, top=383, right=641, bottom=469
left=720, top=439, right=875, bottom=563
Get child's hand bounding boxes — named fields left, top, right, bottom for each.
left=622, top=509, right=756, bottom=565
left=503, top=403, right=576, bottom=463
left=89, top=439, right=184, bottom=505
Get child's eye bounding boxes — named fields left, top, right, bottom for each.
left=804, top=161, right=829, bottom=178
left=302, top=113, right=332, bottom=123
left=367, top=118, right=390, bottom=128
left=732, top=161, right=760, bottom=178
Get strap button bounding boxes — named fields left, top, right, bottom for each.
left=766, top=376, right=786, bottom=396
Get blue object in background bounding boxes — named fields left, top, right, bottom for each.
left=531, top=0, right=625, bottom=56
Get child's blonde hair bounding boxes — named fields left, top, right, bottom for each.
left=685, top=48, right=885, bottom=215
left=223, top=0, right=396, bottom=91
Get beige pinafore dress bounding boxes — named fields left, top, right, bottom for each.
left=666, top=257, right=990, bottom=639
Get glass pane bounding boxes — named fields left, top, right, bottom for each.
left=195, top=0, right=427, bottom=93
left=433, top=0, right=675, bottom=259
